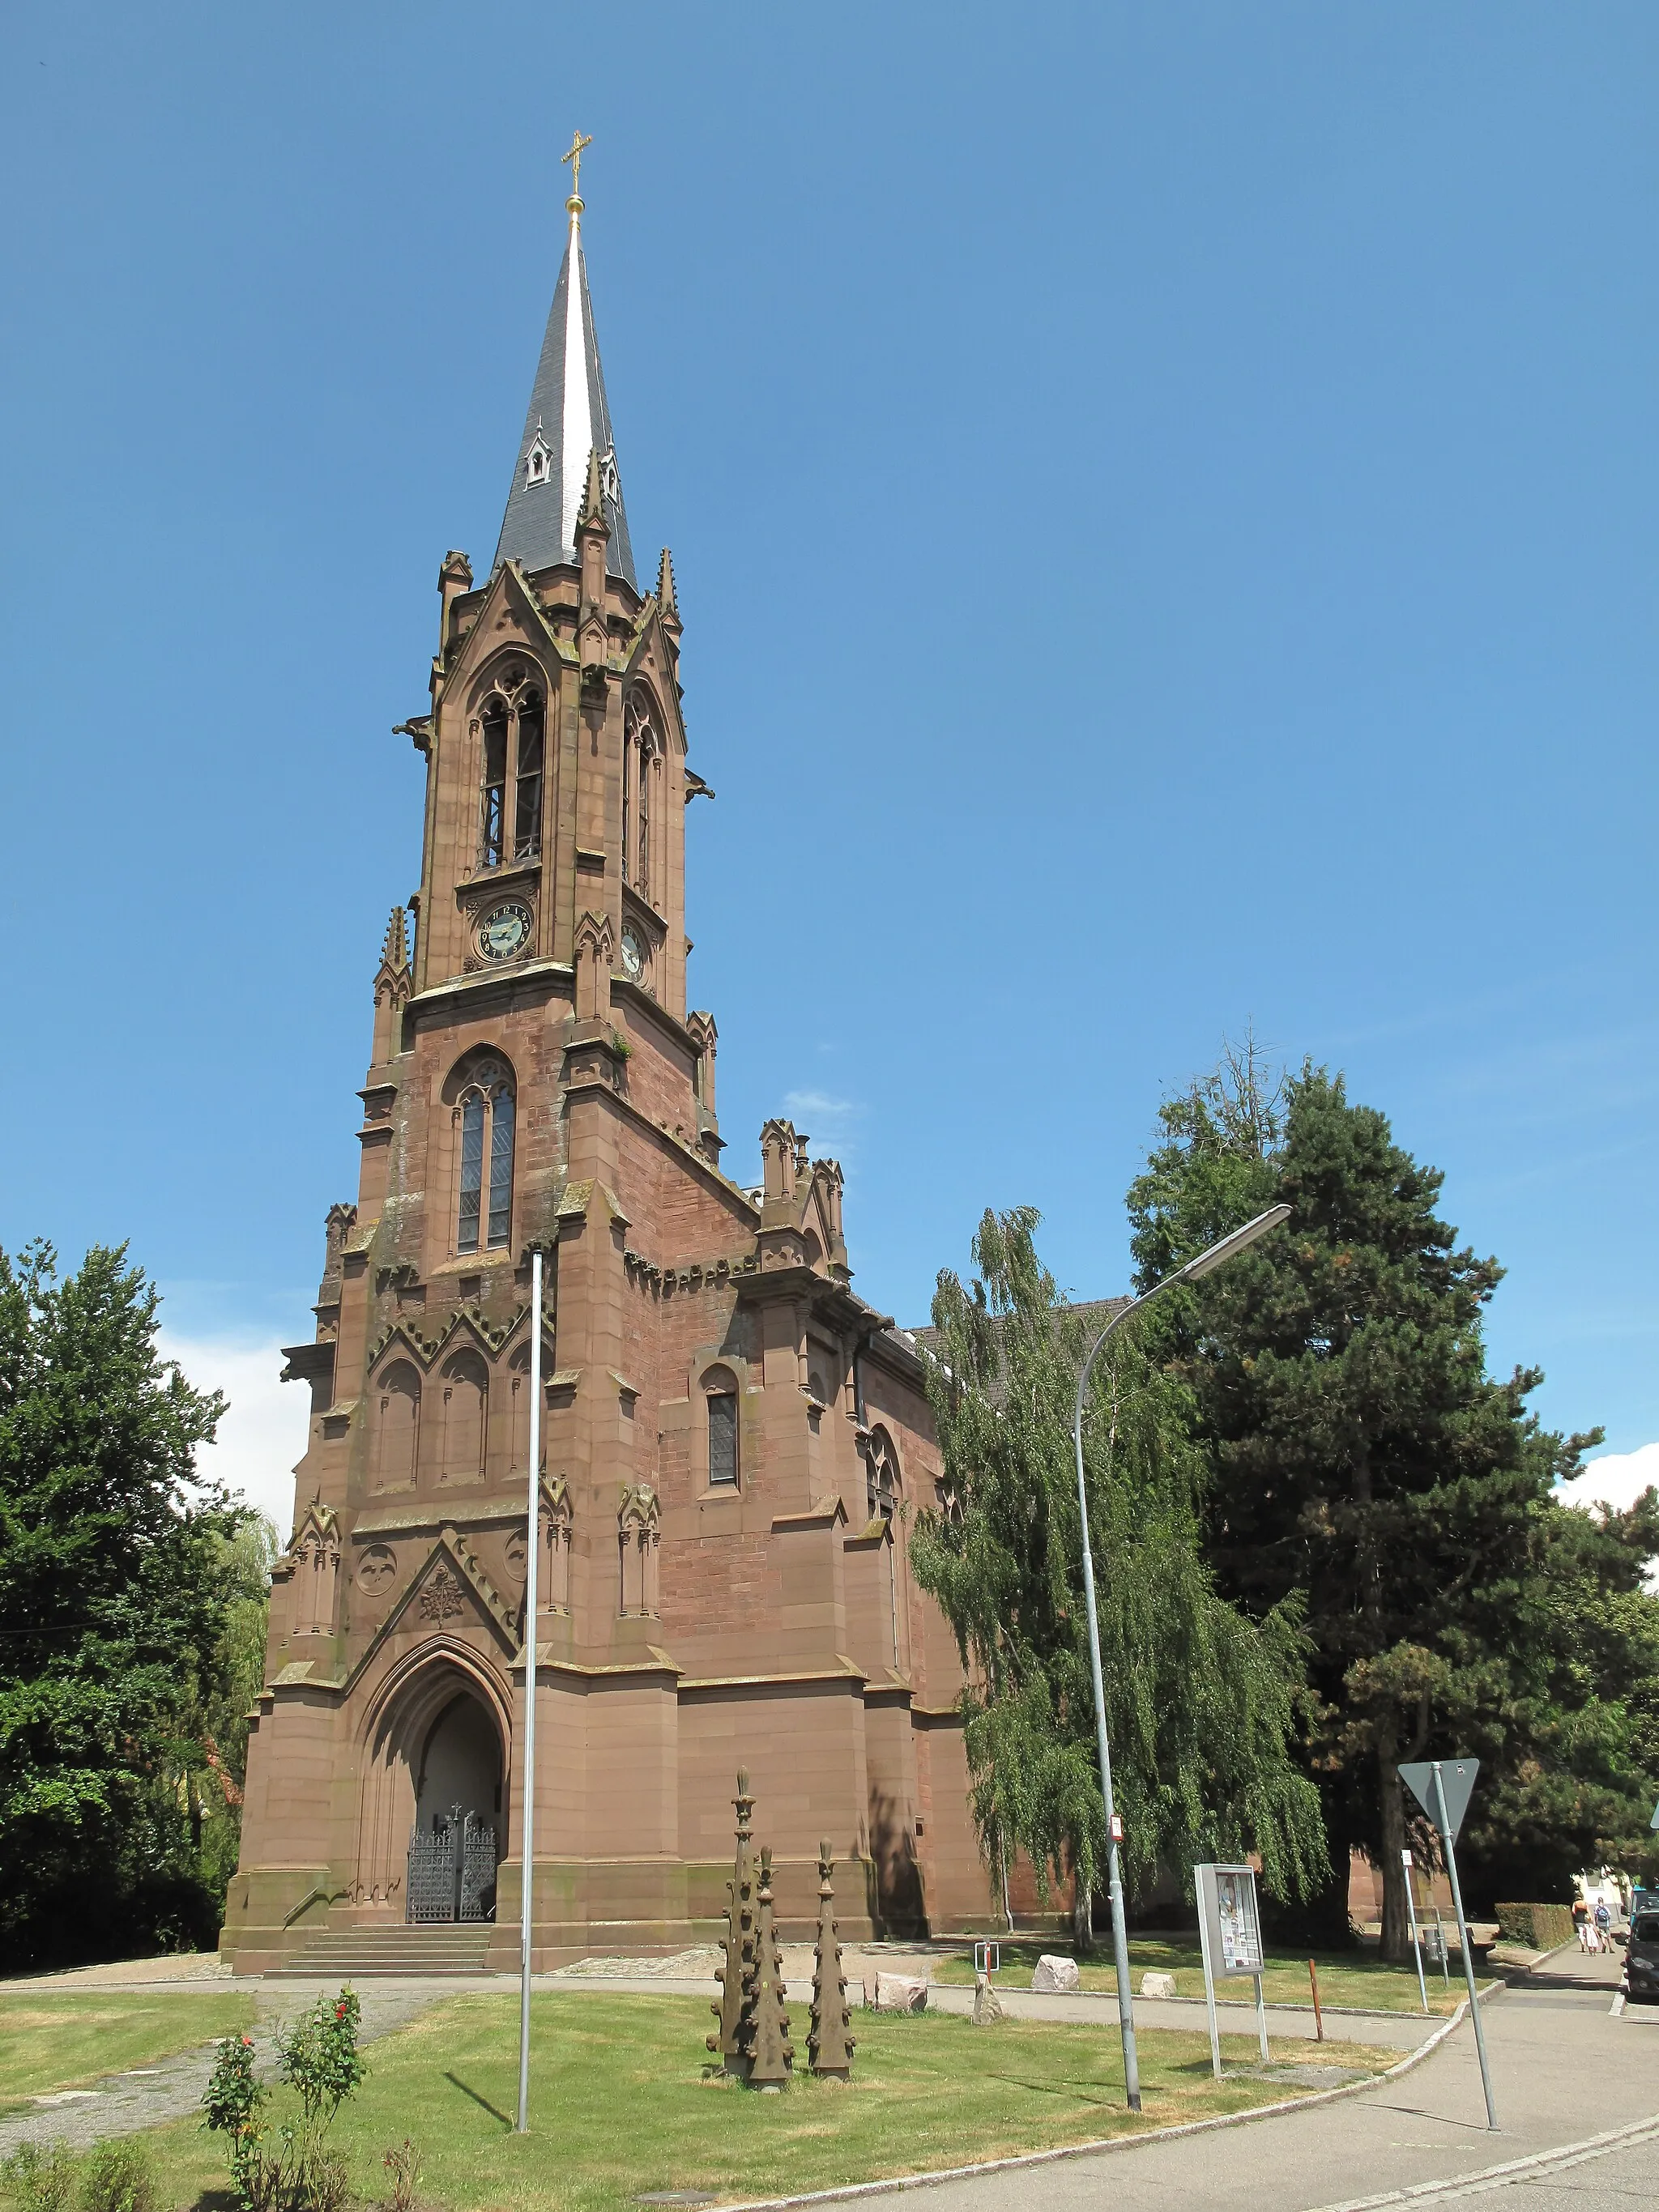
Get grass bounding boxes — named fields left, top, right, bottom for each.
left=0, top=1991, right=255, bottom=2115
left=130, top=1992, right=1395, bottom=2212
left=932, top=1937, right=1465, bottom=2014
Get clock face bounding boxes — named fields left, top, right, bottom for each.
left=478, top=901, right=532, bottom=961
left=620, top=926, right=644, bottom=980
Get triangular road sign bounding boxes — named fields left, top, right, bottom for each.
left=1400, top=1758, right=1480, bottom=1845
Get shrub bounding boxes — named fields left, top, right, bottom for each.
left=1495, top=1902, right=1576, bottom=1950
left=1, top=2144, right=76, bottom=2212
left=79, top=2142, right=156, bottom=2212
left=275, top=1988, right=366, bottom=2132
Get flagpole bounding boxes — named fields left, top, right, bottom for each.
left=515, top=1247, right=543, bottom=2133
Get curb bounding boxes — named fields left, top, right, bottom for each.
left=721, top=1997, right=1479, bottom=2212
left=1299, top=2111, right=1659, bottom=2210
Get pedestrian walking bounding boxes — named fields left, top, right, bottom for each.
left=1574, top=1899, right=1590, bottom=1952
left=1595, top=1899, right=1613, bottom=1946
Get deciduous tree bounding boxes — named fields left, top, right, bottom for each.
left=0, top=1240, right=245, bottom=1969
left=911, top=1207, right=1328, bottom=1941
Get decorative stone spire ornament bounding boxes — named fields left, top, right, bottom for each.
left=740, top=1845, right=794, bottom=2090
left=808, top=1839, right=855, bottom=2078
left=708, top=1768, right=758, bottom=2073
left=656, top=546, right=680, bottom=632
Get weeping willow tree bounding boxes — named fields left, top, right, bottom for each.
left=911, top=1207, right=1328, bottom=1941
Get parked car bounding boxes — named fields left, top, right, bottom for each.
left=1623, top=1909, right=1659, bottom=2003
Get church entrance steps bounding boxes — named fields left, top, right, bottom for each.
left=272, top=1925, right=496, bottom=1977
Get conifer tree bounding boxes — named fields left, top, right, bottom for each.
left=1128, top=1056, right=1616, bottom=1955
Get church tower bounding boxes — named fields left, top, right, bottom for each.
left=224, top=154, right=991, bottom=1970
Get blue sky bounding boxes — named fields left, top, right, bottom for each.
left=2, top=4, right=1654, bottom=1522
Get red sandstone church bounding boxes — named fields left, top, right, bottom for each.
left=223, top=167, right=992, bottom=1971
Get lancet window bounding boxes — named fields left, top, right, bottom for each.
left=513, top=693, right=544, bottom=861
left=480, top=699, right=509, bottom=867
left=477, top=676, right=546, bottom=868
left=705, top=1365, right=739, bottom=1487
left=623, top=689, right=659, bottom=901
left=455, top=1057, right=514, bottom=1255
left=867, top=1430, right=900, bottom=1524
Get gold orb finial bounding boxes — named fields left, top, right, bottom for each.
left=562, top=127, right=592, bottom=219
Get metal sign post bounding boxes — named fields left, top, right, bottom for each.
left=1401, top=1758, right=1496, bottom=2132
left=515, top=1248, right=544, bottom=2135
left=1401, top=1848, right=1430, bottom=2014
left=1196, top=1863, right=1269, bottom=2078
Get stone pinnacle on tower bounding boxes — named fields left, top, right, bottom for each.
left=493, top=130, right=637, bottom=587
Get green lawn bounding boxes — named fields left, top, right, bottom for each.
left=0, top=1991, right=255, bottom=2115
left=134, top=1993, right=1393, bottom=2212
left=932, top=1938, right=1465, bottom=2014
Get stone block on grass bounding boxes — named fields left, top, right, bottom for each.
left=1031, top=1954, right=1080, bottom=1993
left=874, top=1972, right=928, bottom=2013
left=1141, top=1971, right=1178, bottom=1999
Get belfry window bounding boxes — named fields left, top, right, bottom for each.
left=455, top=1058, right=514, bottom=1255
left=480, top=699, right=508, bottom=867
left=514, top=693, right=544, bottom=861
left=624, top=690, right=658, bottom=900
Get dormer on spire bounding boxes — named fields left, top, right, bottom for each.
left=493, top=145, right=637, bottom=587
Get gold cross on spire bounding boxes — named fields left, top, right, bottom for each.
left=562, top=129, right=593, bottom=214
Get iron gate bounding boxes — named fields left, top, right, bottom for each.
left=407, top=1803, right=497, bottom=1923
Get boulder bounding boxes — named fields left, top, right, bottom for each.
left=1140, top=1971, right=1178, bottom=1999
left=1031, top=1954, right=1081, bottom=1993
left=874, top=1973, right=928, bottom=2013
left=971, top=1971, right=1004, bottom=2026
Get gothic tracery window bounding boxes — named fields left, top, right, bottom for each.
left=624, top=690, right=659, bottom=901
left=479, top=676, right=545, bottom=869
left=480, top=698, right=509, bottom=867
left=455, top=1057, right=514, bottom=1255
left=867, top=1430, right=899, bottom=1524
left=513, top=693, right=544, bottom=861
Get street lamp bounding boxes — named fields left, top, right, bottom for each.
left=1071, top=1202, right=1292, bottom=2110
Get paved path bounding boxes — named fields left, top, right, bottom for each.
left=844, top=1946, right=1653, bottom=2212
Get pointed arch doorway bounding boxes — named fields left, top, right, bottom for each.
left=356, top=1657, right=507, bottom=1924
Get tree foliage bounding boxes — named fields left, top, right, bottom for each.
left=0, top=1240, right=255, bottom=1970
left=911, top=1206, right=1328, bottom=1937
left=1127, top=1049, right=1657, bottom=1953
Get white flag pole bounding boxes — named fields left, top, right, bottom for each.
left=515, top=1247, right=543, bottom=2133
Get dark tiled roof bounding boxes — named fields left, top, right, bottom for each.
left=493, top=214, right=636, bottom=588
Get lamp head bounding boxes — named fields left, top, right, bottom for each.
left=1181, top=1203, right=1293, bottom=1281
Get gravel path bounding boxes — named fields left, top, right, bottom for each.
left=0, top=1984, right=440, bottom=2157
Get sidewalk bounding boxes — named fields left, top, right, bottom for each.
left=826, top=1946, right=1649, bottom=2212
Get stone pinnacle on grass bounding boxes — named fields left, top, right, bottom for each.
left=740, top=1844, right=794, bottom=2088
left=708, top=1767, right=758, bottom=2070
left=808, top=1838, right=855, bottom=2078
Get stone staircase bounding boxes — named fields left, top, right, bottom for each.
left=273, top=1924, right=498, bottom=1978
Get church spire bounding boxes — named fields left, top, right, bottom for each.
left=493, top=135, right=637, bottom=589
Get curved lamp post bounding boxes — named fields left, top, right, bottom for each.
left=1072, top=1203, right=1292, bottom=2110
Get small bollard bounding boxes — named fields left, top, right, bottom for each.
left=1308, top=1958, right=1324, bottom=2041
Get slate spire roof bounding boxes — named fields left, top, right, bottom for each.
left=493, top=197, right=637, bottom=588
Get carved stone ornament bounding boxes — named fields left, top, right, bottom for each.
left=356, top=1544, right=397, bottom=1597
left=419, top=1562, right=466, bottom=1623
